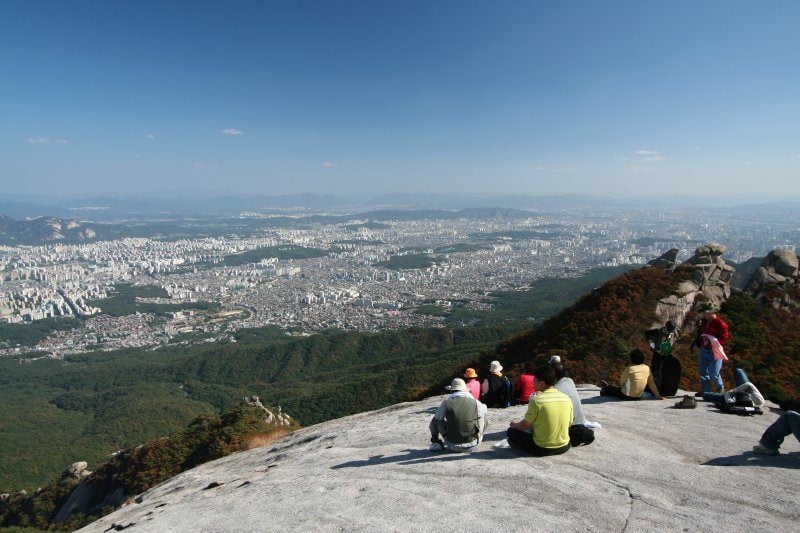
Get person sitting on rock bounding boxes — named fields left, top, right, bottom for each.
left=514, top=361, right=537, bottom=404
left=551, top=360, right=586, bottom=426
left=430, top=378, right=488, bottom=452
left=600, top=349, right=663, bottom=401
left=506, top=365, right=572, bottom=456
left=753, top=409, right=800, bottom=456
left=552, top=359, right=596, bottom=446
left=691, top=303, right=730, bottom=395
left=481, top=360, right=513, bottom=408
left=463, top=367, right=481, bottom=400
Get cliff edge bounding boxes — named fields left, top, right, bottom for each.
left=80, top=388, right=799, bottom=532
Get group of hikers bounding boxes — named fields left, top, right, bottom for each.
left=429, top=302, right=800, bottom=458
left=430, top=356, right=594, bottom=456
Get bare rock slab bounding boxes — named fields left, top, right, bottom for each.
left=80, top=390, right=800, bottom=533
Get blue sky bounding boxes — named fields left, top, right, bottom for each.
left=1, top=1, right=799, bottom=199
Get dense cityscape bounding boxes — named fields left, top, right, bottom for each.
left=2, top=204, right=797, bottom=357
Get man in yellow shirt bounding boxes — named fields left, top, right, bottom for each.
left=600, top=349, right=663, bottom=400
left=507, top=365, right=572, bottom=456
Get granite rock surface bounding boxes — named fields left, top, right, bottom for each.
left=80, top=388, right=800, bottom=533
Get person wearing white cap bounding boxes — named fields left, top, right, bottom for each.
left=481, top=360, right=513, bottom=408
left=430, top=378, right=488, bottom=452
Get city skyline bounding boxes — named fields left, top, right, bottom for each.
left=2, top=1, right=799, bottom=199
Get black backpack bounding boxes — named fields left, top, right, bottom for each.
left=569, top=424, right=595, bottom=446
left=485, top=375, right=514, bottom=408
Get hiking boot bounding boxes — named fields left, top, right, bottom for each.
left=753, top=443, right=778, bottom=456
left=674, top=395, right=696, bottom=409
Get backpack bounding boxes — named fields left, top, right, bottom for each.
left=501, top=376, right=514, bottom=407
left=569, top=424, right=595, bottom=446
left=484, top=375, right=514, bottom=408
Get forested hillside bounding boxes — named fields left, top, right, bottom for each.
left=455, top=265, right=799, bottom=404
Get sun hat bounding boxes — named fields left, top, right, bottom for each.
left=463, top=368, right=478, bottom=379
left=489, top=360, right=503, bottom=373
left=445, top=378, right=468, bottom=392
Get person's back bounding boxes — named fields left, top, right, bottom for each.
left=515, top=363, right=537, bottom=404
left=622, top=364, right=657, bottom=398
left=700, top=314, right=730, bottom=344
left=555, top=376, right=586, bottom=426
left=463, top=368, right=481, bottom=400
left=600, top=349, right=662, bottom=400
left=481, top=360, right=512, bottom=408
left=507, top=365, right=572, bottom=456
left=529, top=387, right=573, bottom=448
left=430, top=378, right=487, bottom=452
left=444, top=394, right=480, bottom=445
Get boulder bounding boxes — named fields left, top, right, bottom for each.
left=769, top=249, right=799, bottom=277
left=66, top=461, right=91, bottom=480
left=744, top=249, right=800, bottom=307
left=646, top=249, right=680, bottom=269
left=676, top=280, right=699, bottom=296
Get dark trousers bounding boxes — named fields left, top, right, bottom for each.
left=506, top=427, right=570, bottom=456
left=600, top=385, right=639, bottom=401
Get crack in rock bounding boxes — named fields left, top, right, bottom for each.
left=568, top=464, right=634, bottom=533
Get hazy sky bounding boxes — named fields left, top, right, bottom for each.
left=1, top=1, right=799, bottom=199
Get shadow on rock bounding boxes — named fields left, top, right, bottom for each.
left=331, top=447, right=517, bottom=469
left=482, top=430, right=509, bottom=443
left=703, top=451, right=800, bottom=469
left=582, top=396, right=627, bottom=405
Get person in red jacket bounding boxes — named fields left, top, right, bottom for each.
left=693, top=303, right=730, bottom=395
left=514, top=361, right=537, bottom=404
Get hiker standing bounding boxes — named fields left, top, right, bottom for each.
left=692, top=303, right=730, bottom=395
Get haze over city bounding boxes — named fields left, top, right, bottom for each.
left=2, top=1, right=799, bottom=200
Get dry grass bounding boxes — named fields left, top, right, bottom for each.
left=244, top=428, right=294, bottom=450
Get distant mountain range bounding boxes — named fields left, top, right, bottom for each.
left=0, top=207, right=536, bottom=245
left=3, top=192, right=799, bottom=222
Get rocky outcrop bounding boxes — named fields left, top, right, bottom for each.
left=745, top=248, right=800, bottom=309
left=241, top=396, right=293, bottom=427
left=66, top=461, right=92, bottom=480
left=651, top=244, right=735, bottom=329
left=646, top=248, right=680, bottom=270
left=78, top=390, right=800, bottom=533
left=47, top=400, right=296, bottom=526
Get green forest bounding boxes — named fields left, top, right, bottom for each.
left=374, top=254, right=437, bottom=270
left=86, top=283, right=220, bottom=317
left=0, top=265, right=630, bottom=493
left=220, top=244, right=328, bottom=266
